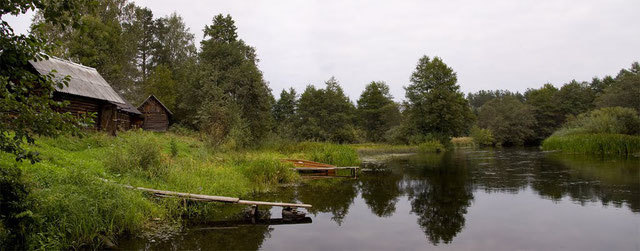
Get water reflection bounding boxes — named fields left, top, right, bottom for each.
left=120, top=148, right=640, bottom=250
left=402, top=152, right=473, bottom=244
left=358, top=170, right=402, bottom=217
left=296, top=178, right=358, bottom=225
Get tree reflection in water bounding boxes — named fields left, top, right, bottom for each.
left=296, top=178, right=358, bottom=225
left=359, top=170, right=403, bottom=217
left=533, top=154, right=640, bottom=212
left=402, top=152, right=474, bottom=245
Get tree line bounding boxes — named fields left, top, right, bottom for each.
left=468, top=62, right=639, bottom=146
left=26, top=0, right=640, bottom=148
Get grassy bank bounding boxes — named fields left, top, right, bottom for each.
left=0, top=130, right=360, bottom=249
left=542, top=134, right=640, bottom=156
left=353, top=140, right=445, bottom=154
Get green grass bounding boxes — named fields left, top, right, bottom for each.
left=542, top=133, right=640, bottom=156
left=352, top=141, right=448, bottom=154
left=264, top=141, right=361, bottom=166
left=0, top=131, right=360, bottom=249
left=351, top=143, right=419, bottom=154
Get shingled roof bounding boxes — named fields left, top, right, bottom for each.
left=29, top=56, right=141, bottom=115
left=29, top=56, right=126, bottom=104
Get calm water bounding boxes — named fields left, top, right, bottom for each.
left=121, top=148, right=640, bottom=250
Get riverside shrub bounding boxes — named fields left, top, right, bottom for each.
left=556, top=107, right=640, bottom=136
left=470, top=126, right=495, bottom=146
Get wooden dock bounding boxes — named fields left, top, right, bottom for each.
left=282, top=159, right=359, bottom=177
left=282, top=159, right=336, bottom=168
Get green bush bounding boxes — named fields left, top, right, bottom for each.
left=105, top=131, right=167, bottom=178
left=470, top=126, right=495, bottom=146
left=477, top=96, right=535, bottom=145
left=0, top=165, right=32, bottom=249
left=542, top=133, right=640, bottom=156
left=556, top=107, right=640, bottom=136
left=417, top=140, right=445, bottom=153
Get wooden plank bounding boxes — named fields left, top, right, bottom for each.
left=111, top=182, right=312, bottom=208
left=237, top=200, right=312, bottom=208
left=124, top=185, right=240, bottom=203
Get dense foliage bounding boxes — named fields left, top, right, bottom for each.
left=553, top=107, right=640, bottom=136
left=404, top=56, right=474, bottom=144
left=296, top=77, right=358, bottom=143
left=469, top=61, right=639, bottom=146
left=356, top=81, right=401, bottom=142
left=477, top=96, right=535, bottom=146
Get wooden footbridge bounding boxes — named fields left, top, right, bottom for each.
left=100, top=179, right=311, bottom=218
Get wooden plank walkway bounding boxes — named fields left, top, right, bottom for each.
left=101, top=179, right=312, bottom=208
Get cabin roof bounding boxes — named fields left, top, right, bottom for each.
left=139, top=95, right=173, bottom=116
left=29, top=56, right=126, bottom=104
left=116, top=100, right=143, bottom=115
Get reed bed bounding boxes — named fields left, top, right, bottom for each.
left=542, top=134, right=640, bottom=156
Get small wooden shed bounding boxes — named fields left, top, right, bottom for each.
left=138, top=95, right=173, bottom=132
left=28, top=56, right=143, bottom=134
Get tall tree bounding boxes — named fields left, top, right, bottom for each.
left=131, top=7, right=154, bottom=82
left=296, top=85, right=326, bottom=140
left=272, top=88, right=298, bottom=138
left=596, top=62, right=640, bottom=113
left=556, top=80, right=595, bottom=116
left=152, top=13, right=197, bottom=70
left=467, top=90, right=523, bottom=114
left=524, top=84, right=563, bottom=143
left=192, top=14, right=273, bottom=145
left=404, top=56, right=473, bottom=143
left=296, top=78, right=357, bottom=142
left=477, top=96, right=535, bottom=146
left=357, top=81, right=400, bottom=142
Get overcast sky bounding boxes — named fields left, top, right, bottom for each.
left=6, top=0, right=640, bottom=101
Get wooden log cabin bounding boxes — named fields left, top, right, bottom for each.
left=138, top=95, right=173, bottom=132
left=28, top=57, right=143, bottom=134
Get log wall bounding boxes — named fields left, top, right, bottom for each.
left=53, top=93, right=102, bottom=129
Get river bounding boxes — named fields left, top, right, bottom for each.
left=120, top=148, right=640, bottom=250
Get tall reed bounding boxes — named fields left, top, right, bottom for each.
left=542, top=134, right=640, bottom=156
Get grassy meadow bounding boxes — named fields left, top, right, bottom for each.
left=0, top=130, right=360, bottom=249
